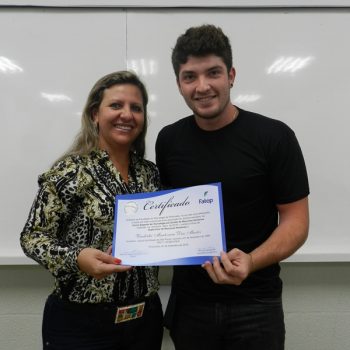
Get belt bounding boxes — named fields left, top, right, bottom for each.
left=48, top=292, right=158, bottom=312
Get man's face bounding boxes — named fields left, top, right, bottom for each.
left=177, top=54, right=235, bottom=125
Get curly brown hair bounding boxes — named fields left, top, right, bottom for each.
left=171, top=24, right=233, bottom=79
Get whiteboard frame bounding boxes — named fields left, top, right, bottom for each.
left=2, top=252, right=350, bottom=265
left=1, top=1, right=350, bottom=8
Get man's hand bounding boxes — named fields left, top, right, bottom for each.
left=77, top=247, right=132, bottom=280
left=202, top=249, right=254, bottom=285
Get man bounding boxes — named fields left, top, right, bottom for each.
left=155, top=25, right=309, bottom=350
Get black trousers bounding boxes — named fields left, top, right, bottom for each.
left=166, top=293, right=285, bottom=350
left=42, top=293, right=163, bottom=350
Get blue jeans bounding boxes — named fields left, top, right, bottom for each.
left=42, top=293, right=163, bottom=350
left=167, top=294, right=285, bottom=350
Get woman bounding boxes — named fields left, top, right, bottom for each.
left=20, top=71, right=163, bottom=350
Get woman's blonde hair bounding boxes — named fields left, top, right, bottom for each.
left=56, top=71, right=148, bottom=163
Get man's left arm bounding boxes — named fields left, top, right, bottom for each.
left=202, top=196, right=309, bottom=285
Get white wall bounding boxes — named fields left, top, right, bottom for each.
left=1, top=5, right=350, bottom=350
left=1, top=264, right=349, bottom=350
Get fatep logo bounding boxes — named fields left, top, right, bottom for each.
left=198, top=191, right=214, bottom=204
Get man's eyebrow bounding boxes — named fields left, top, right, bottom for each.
left=181, top=65, right=224, bottom=73
left=180, top=69, right=195, bottom=74
left=208, top=65, right=224, bottom=71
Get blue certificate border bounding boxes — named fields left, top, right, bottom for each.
left=112, top=182, right=226, bottom=265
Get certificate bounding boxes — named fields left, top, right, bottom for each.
left=112, top=183, right=226, bottom=266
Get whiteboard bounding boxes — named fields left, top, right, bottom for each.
left=1, top=7, right=349, bottom=263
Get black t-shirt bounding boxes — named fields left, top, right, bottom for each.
left=156, top=108, right=309, bottom=301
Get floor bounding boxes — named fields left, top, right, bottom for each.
left=162, top=329, right=175, bottom=350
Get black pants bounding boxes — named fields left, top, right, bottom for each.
left=42, top=293, right=163, bottom=350
left=166, top=293, right=285, bottom=350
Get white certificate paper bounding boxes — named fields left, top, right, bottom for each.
left=112, top=183, right=226, bottom=266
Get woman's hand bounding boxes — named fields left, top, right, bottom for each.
left=77, top=247, right=132, bottom=279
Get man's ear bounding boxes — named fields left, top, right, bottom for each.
left=229, top=67, right=236, bottom=86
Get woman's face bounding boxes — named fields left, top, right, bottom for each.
left=93, top=84, right=145, bottom=153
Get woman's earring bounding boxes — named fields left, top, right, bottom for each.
left=95, top=122, right=99, bottom=134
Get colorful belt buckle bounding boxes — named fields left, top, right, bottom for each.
left=115, top=302, right=145, bottom=324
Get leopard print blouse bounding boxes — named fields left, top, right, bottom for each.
left=20, top=149, right=160, bottom=304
